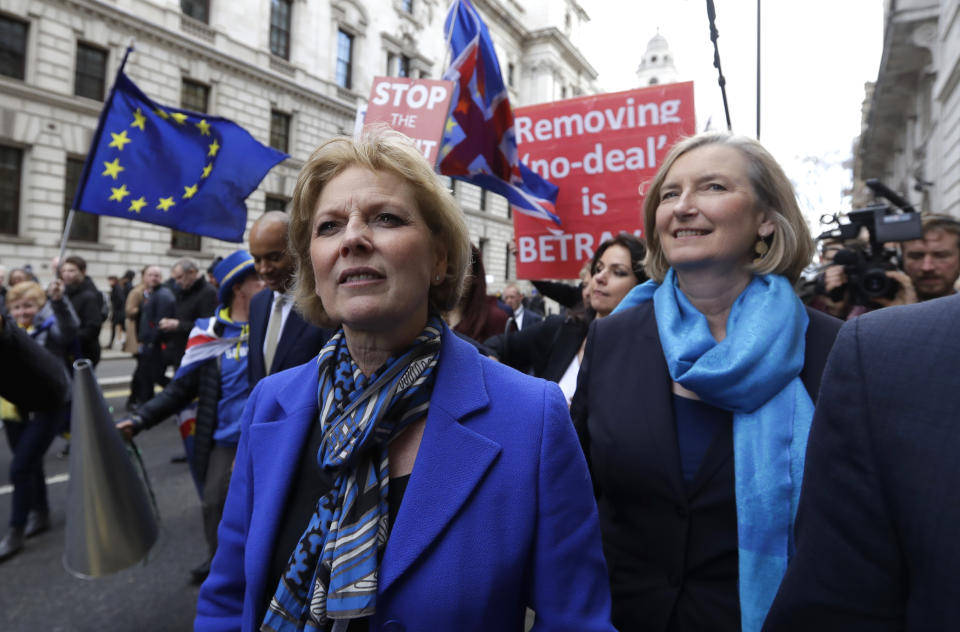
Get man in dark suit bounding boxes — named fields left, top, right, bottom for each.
left=502, top=283, right=542, bottom=332
left=159, top=258, right=217, bottom=369
left=248, top=211, right=332, bottom=385
left=764, top=294, right=960, bottom=630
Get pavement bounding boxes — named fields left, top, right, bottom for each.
left=0, top=348, right=206, bottom=631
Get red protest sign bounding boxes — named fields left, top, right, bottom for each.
left=364, top=76, right=455, bottom=167
left=513, top=82, right=695, bottom=279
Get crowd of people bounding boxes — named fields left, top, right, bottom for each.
left=1, top=126, right=959, bottom=631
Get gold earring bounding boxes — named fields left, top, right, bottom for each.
left=753, top=237, right=769, bottom=263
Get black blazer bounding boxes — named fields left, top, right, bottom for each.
left=485, top=314, right=589, bottom=382
left=247, top=289, right=333, bottom=385
left=764, top=294, right=960, bottom=631
left=570, top=301, right=841, bottom=632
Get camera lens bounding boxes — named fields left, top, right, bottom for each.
left=861, top=268, right=890, bottom=297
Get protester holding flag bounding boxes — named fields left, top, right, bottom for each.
left=570, top=132, right=842, bottom=632
left=0, top=280, right=77, bottom=561
left=117, top=250, right=262, bottom=584
left=195, top=129, right=613, bottom=632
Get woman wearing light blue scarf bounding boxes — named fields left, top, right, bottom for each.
left=570, top=132, right=842, bottom=632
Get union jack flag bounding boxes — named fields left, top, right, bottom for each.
left=438, top=0, right=561, bottom=226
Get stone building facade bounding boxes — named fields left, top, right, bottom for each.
left=0, top=0, right=597, bottom=291
left=853, top=0, right=960, bottom=217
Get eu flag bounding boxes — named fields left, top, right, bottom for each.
left=72, top=68, right=287, bottom=242
left=438, top=0, right=561, bottom=226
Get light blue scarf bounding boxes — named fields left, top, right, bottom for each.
left=614, top=269, right=812, bottom=632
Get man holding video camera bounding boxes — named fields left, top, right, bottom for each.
left=809, top=237, right=917, bottom=319
left=902, top=215, right=960, bottom=302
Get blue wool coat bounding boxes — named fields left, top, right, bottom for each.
left=195, top=326, right=614, bottom=632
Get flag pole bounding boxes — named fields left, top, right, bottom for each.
left=59, top=40, right=136, bottom=270
left=441, top=0, right=460, bottom=74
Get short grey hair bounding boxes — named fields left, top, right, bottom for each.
left=173, top=258, right=198, bottom=274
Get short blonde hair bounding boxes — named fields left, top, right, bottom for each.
left=7, top=281, right=46, bottom=307
left=288, top=127, right=471, bottom=326
left=642, top=131, right=814, bottom=283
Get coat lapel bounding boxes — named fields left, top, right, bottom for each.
left=624, top=305, right=686, bottom=502
left=245, top=364, right=319, bottom=602
left=379, top=329, right=500, bottom=593
left=272, top=310, right=307, bottom=373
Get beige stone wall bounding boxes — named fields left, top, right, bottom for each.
left=0, top=0, right=597, bottom=290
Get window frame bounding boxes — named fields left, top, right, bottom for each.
left=180, top=77, right=210, bottom=114
left=265, top=195, right=289, bottom=213
left=269, top=110, right=291, bottom=154
left=270, top=0, right=293, bottom=60
left=64, top=155, right=99, bottom=243
left=0, top=144, right=23, bottom=236
left=0, top=13, right=28, bottom=80
left=335, top=28, right=354, bottom=90
left=180, top=0, right=210, bottom=23
left=74, top=41, right=108, bottom=101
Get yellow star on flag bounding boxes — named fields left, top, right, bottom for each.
left=202, top=163, right=213, bottom=178
left=183, top=183, right=198, bottom=199
left=108, top=130, right=132, bottom=151
left=207, top=139, right=220, bottom=157
left=102, top=158, right=124, bottom=180
left=129, top=197, right=147, bottom=213
left=154, top=108, right=169, bottom=119
left=157, top=196, right=176, bottom=211
left=196, top=119, right=211, bottom=136
left=131, top=108, right=146, bottom=131
left=109, top=184, right=131, bottom=202
left=171, top=112, right=188, bottom=125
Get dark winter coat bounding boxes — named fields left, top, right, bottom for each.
left=0, top=315, right=69, bottom=414
left=167, top=277, right=218, bottom=367
left=134, top=357, right=221, bottom=485
left=64, top=276, right=103, bottom=365
left=138, top=285, right=177, bottom=348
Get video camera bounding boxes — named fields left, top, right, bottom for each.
left=816, top=179, right=923, bottom=305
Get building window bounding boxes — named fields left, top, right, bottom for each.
left=0, top=145, right=22, bottom=235
left=336, top=29, right=353, bottom=89
left=401, top=0, right=413, bottom=13
left=74, top=43, right=107, bottom=101
left=479, top=187, right=487, bottom=211
left=181, top=78, right=210, bottom=113
left=270, top=110, right=291, bottom=153
left=478, top=238, right=489, bottom=270
left=270, top=0, right=292, bottom=59
left=171, top=230, right=201, bottom=251
left=507, top=62, right=515, bottom=88
left=505, top=243, right=513, bottom=280
left=180, top=0, right=209, bottom=23
left=448, top=178, right=457, bottom=196
left=64, top=157, right=98, bottom=242
left=399, top=55, right=412, bottom=78
left=560, top=86, right=567, bottom=99
left=265, top=195, right=288, bottom=213
left=0, top=14, right=28, bottom=80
